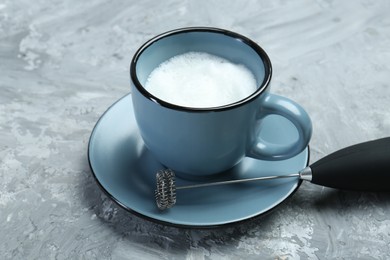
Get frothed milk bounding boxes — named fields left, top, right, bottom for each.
left=145, top=52, right=257, bottom=108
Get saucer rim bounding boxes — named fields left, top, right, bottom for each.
left=87, top=94, right=310, bottom=229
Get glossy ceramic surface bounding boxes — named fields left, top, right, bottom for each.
left=130, top=27, right=312, bottom=177
left=88, top=94, right=310, bottom=228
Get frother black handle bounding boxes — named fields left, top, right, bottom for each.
left=310, top=137, right=390, bottom=191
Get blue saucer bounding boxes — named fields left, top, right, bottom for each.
left=88, top=94, right=309, bottom=228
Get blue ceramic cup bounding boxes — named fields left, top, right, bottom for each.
left=130, top=27, right=312, bottom=178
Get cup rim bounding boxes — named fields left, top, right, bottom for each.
left=130, top=27, right=272, bottom=112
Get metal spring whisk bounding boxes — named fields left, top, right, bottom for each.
left=155, top=168, right=310, bottom=210
left=155, top=169, right=177, bottom=210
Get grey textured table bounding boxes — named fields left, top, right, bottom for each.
left=1, top=1, right=390, bottom=259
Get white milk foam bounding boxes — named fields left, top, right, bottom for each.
left=144, top=52, right=258, bottom=108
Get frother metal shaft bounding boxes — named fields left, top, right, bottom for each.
left=176, top=166, right=312, bottom=190
left=177, top=172, right=304, bottom=190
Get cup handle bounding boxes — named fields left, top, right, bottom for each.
left=247, top=93, right=312, bottom=160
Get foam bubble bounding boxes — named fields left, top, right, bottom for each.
left=144, top=52, right=257, bottom=108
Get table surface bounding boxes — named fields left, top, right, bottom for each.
left=1, top=1, right=390, bottom=259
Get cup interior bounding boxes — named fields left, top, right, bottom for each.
left=132, top=28, right=271, bottom=108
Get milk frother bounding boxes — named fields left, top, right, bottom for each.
left=155, top=137, right=390, bottom=210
